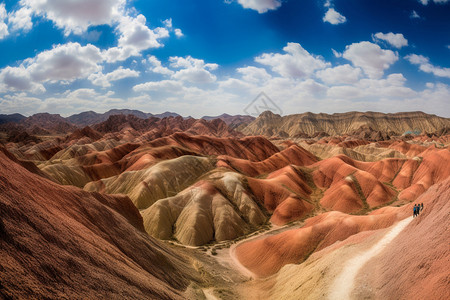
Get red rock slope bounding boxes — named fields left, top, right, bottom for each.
left=0, top=148, right=196, bottom=299
left=356, top=177, right=450, bottom=300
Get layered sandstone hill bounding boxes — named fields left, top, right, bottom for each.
left=235, top=177, right=449, bottom=279
left=0, top=147, right=198, bottom=299
left=92, top=114, right=242, bottom=139
left=142, top=177, right=267, bottom=246
left=354, top=177, right=450, bottom=300
left=242, top=111, right=450, bottom=137
left=252, top=178, right=450, bottom=300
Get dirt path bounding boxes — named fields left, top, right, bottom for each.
left=328, top=216, right=413, bottom=300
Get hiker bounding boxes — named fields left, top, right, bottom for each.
left=421, top=203, right=424, bottom=212
left=413, top=204, right=417, bottom=217
left=416, top=204, right=420, bottom=216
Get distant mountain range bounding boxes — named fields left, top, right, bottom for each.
left=0, top=113, right=26, bottom=125
left=0, top=109, right=256, bottom=135
left=1, top=110, right=449, bottom=138
left=201, top=113, right=255, bottom=130
left=66, top=109, right=181, bottom=126
left=242, top=111, right=450, bottom=137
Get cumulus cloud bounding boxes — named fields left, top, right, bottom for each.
left=162, top=18, right=183, bottom=37
left=27, top=42, right=103, bottom=82
left=20, top=0, right=125, bottom=35
left=0, top=3, right=9, bottom=39
left=237, top=66, right=272, bottom=83
left=236, top=0, right=282, bottom=13
left=405, top=54, right=450, bottom=78
left=0, top=93, right=42, bottom=115
left=316, top=64, right=362, bottom=85
left=0, top=66, right=45, bottom=93
left=169, top=56, right=218, bottom=83
left=373, top=32, right=408, bottom=48
left=327, top=73, right=416, bottom=100
left=255, top=42, right=330, bottom=78
left=133, top=80, right=184, bottom=93
left=0, top=42, right=104, bottom=94
left=89, top=67, right=140, bottom=88
left=146, top=56, right=174, bottom=75
left=40, top=89, right=124, bottom=114
left=323, top=8, right=347, bottom=25
left=7, top=6, right=33, bottom=32
left=162, top=18, right=172, bottom=28
left=174, top=28, right=184, bottom=37
left=343, top=41, right=398, bottom=78
left=103, top=14, right=169, bottom=62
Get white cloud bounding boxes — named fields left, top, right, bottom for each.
left=236, top=0, right=282, bottom=13
left=373, top=32, right=408, bottom=49
left=133, top=80, right=184, bottom=93
left=255, top=42, right=330, bottom=78
left=40, top=89, right=124, bottom=114
left=323, top=8, right=346, bottom=25
left=0, top=66, right=45, bottom=93
left=169, top=56, right=218, bottom=83
left=162, top=18, right=172, bottom=28
left=410, top=10, right=421, bottom=19
left=162, top=18, right=183, bottom=38
left=21, top=0, right=125, bottom=35
left=343, top=41, right=398, bottom=78
left=27, top=42, right=103, bottom=83
left=103, top=14, right=169, bottom=63
left=237, top=66, right=271, bottom=83
left=419, top=0, right=450, bottom=4
left=146, top=56, right=174, bottom=75
left=316, top=64, right=362, bottom=85
left=218, top=78, right=255, bottom=94
left=405, top=54, right=450, bottom=78
left=0, top=42, right=105, bottom=94
left=0, top=93, right=42, bottom=115
left=7, top=6, right=33, bottom=32
left=326, top=73, right=416, bottom=100
left=332, top=49, right=342, bottom=58
left=172, top=68, right=217, bottom=84
left=174, top=28, right=184, bottom=37
left=0, top=3, right=9, bottom=39
left=89, top=67, right=140, bottom=88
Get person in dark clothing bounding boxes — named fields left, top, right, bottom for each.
left=413, top=204, right=417, bottom=217
left=421, top=203, right=424, bottom=211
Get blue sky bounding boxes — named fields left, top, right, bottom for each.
left=0, top=0, right=449, bottom=117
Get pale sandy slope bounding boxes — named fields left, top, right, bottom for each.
left=328, top=216, right=413, bottom=300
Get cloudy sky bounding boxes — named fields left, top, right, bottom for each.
left=0, top=0, right=449, bottom=117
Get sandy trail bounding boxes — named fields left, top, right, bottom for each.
left=328, top=216, right=413, bottom=300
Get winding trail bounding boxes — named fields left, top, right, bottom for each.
left=328, top=216, right=413, bottom=300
